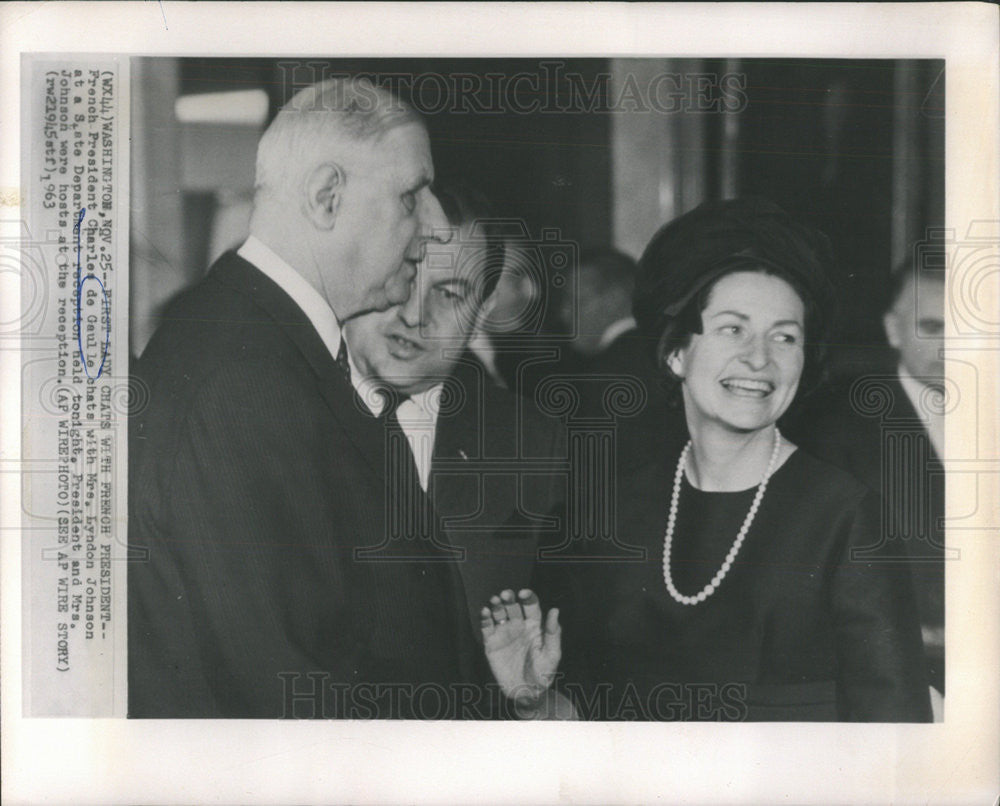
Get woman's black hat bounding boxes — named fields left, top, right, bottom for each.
left=633, top=197, right=838, bottom=348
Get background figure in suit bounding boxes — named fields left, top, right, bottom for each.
left=790, top=264, right=946, bottom=711
left=554, top=247, right=681, bottom=469
left=342, top=185, right=566, bottom=663
left=556, top=247, right=640, bottom=368
left=127, top=78, right=469, bottom=718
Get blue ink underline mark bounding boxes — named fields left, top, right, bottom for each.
left=74, top=208, right=110, bottom=379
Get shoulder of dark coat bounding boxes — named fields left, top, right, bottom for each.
left=134, top=252, right=318, bottom=389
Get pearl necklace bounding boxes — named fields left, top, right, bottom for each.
left=662, top=428, right=783, bottom=606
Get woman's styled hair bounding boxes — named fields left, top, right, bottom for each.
left=657, top=265, right=825, bottom=397
left=634, top=197, right=838, bottom=407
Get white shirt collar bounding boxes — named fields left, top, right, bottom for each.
left=897, top=364, right=944, bottom=459
left=237, top=235, right=343, bottom=364
left=351, top=367, right=442, bottom=421
left=596, top=316, right=638, bottom=352
left=348, top=378, right=441, bottom=493
left=400, top=386, right=440, bottom=421
left=237, top=237, right=442, bottom=487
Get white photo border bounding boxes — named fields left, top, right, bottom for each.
left=2, top=3, right=997, bottom=804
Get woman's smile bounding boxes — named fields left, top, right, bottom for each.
left=673, top=271, right=806, bottom=435
left=719, top=376, right=774, bottom=397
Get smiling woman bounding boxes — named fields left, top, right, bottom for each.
left=490, top=198, right=935, bottom=722
left=667, top=271, right=806, bottom=444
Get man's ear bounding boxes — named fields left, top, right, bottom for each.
left=303, top=163, right=345, bottom=230
left=883, top=310, right=900, bottom=350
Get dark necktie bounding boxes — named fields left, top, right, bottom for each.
left=379, top=390, right=428, bottom=541
left=335, top=338, right=351, bottom=383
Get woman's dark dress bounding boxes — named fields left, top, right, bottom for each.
left=540, top=448, right=931, bottom=722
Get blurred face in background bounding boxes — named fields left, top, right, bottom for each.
left=555, top=262, right=633, bottom=355
left=668, top=271, right=806, bottom=436
left=343, top=222, right=495, bottom=395
left=883, top=276, right=945, bottom=384
left=477, top=243, right=541, bottom=334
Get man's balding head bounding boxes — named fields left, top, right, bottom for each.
left=248, top=77, right=449, bottom=321
left=254, top=77, right=419, bottom=206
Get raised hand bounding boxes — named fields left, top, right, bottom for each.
left=480, top=588, right=561, bottom=705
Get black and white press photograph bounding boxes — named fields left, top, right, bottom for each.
left=127, top=56, right=946, bottom=722
left=3, top=4, right=998, bottom=805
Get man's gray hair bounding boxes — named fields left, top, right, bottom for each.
left=254, top=76, right=419, bottom=203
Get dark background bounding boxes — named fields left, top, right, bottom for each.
left=131, top=57, right=944, bottom=380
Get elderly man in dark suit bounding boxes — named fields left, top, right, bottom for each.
left=127, top=78, right=472, bottom=718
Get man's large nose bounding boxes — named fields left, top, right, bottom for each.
left=397, top=276, right=423, bottom=328
left=421, top=190, right=452, bottom=244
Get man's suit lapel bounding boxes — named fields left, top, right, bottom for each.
left=888, top=375, right=942, bottom=463
left=430, top=353, right=488, bottom=516
left=209, top=252, right=385, bottom=478
left=885, top=375, right=945, bottom=555
left=432, top=353, right=543, bottom=642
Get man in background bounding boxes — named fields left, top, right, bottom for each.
left=555, top=246, right=679, bottom=468
left=128, top=77, right=470, bottom=718
left=557, top=247, right=642, bottom=371
left=342, top=185, right=566, bottom=655
left=793, top=262, right=946, bottom=714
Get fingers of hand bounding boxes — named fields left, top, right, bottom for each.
left=489, top=595, right=509, bottom=626
left=480, top=606, right=496, bottom=635
left=543, top=607, right=562, bottom=665
left=487, top=590, right=525, bottom=624
left=519, top=589, right=543, bottom=624
left=500, top=589, right=524, bottom=622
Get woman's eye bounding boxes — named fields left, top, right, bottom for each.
left=719, top=324, right=742, bottom=337
left=773, top=332, right=799, bottom=345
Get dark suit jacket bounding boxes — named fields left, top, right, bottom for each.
left=581, top=327, right=686, bottom=471
left=128, top=252, right=478, bottom=718
left=430, top=353, right=567, bottom=642
left=787, top=373, right=945, bottom=693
